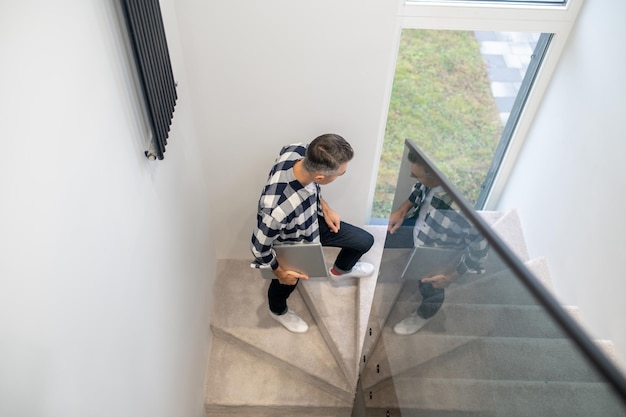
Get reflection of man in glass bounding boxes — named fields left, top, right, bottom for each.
left=386, top=150, right=488, bottom=335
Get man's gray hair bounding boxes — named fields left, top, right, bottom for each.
left=303, top=134, right=354, bottom=176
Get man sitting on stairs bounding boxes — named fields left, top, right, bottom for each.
left=251, top=133, right=375, bottom=333
left=386, top=149, right=489, bottom=335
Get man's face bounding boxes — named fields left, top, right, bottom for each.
left=410, top=162, right=441, bottom=188
left=314, top=162, right=348, bottom=185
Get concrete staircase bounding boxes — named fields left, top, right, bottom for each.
left=204, top=210, right=625, bottom=416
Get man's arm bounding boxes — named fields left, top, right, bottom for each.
left=251, top=210, right=308, bottom=285
left=421, top=269, right=460, bottom=289
left=251, top=210, right=281, bottom=269
left=389, top=182, right=422, bottom=234
left=320, top=198, right=341, bottom=233
left=388, top=200, right=414, bottom=234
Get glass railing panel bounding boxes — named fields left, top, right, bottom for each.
left=359, top=139, right=626, bottom=416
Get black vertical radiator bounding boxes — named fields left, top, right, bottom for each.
left=121, top=0, right=177, bottom=160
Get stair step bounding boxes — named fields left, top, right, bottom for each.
left=445, top=266, right=539, bottom=305
left=210, top=259, right=352, bottom=400
left=362, top=333, right=606, bottom=389
left=370, top=336, right=604, bottom=385
left=360, top=247, right=413, bottom=368
left=211, top=323, right=353, bottom=401
left=357, top=225, right=388, bottom=369
left=298, top=274, right=360, bottom=387
left=204, top=337, right=353, bottom=416
left=206, top=406, right=352, bottom=417
left=297, top=225, right=386, bottom=387
left=374, top=257, right=552, bottom=337
left=410, top=303, right=575, bottom=338
left=477, top=210, right=506, bottom=226
left=365, top=378, right=623, bottom=416
left=490, top=208, right=530, bottom=262
left=361, top=255, right=553, bottom=371
left=362, top=333, right=472, bottom=388
left=363, top=409, right=497, bottom=417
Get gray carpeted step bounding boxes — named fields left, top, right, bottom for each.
left=411, top=303, right=575, bottom=339
left=362, top=408, right=497, bottom=417
left=298, top=252, right=360, bottom=387
left=445, top=256, right=553, bottom=306
left=361, top=332, right=476, bottom=388
left=444, top=266, right=539, bottom=306
left=489, top=208, right=530, bottom=263
left=357, top=225, right=388, bottom=367
left=204, top=336, right=353, bottom=416
left=360, top=212, right=538, bottom=372
left=211, top=323, right=353, bottom=401
left=369, top=256, right=554, bottom=355
left=477, top=210, right=506, bottom=226
left=297, top=225, right=386, bottom=388
left=365, top=377, right=624, bottom=417
left=360, top=247, right=413, bottom=371
left=381, top=336, right=604, bottom=384
left=210, top=259, right=353, bottom=401
left=362, top=331, right=607, bottom=389
left=365, top=301, right=576, bottom=375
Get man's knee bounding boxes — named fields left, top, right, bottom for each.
left=360, top=230, right=375, bottom=252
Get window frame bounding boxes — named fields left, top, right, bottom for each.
left=375, top=0, right=584, bottom=209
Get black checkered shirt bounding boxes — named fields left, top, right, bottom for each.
left=408, top=182, right=489, bottom=274
left=251, top=144, right=322, bottom=270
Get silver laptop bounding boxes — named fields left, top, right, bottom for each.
left=401, top=246, right=462, bottom=280
left=259, top=242, right=329, bottom=279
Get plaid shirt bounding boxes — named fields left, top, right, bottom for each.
left=251, top=144, right=322, bottom=270
left=407, top=182, right=489, bottom=275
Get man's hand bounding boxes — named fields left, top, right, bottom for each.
left=274, top=265, right=309, bottom=285
left=321, top=198, right=341, bottom=233
left=387, top=200, right=413, bottom=234
left=421, top=271, right=458, bottom=289
left=387, top=210, right=405, bottom=234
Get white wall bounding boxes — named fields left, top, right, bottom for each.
left=0, top=1, right=214, bottom=416
left=173, top=0, right=400, bottom=259
left=496, top=0, right=626, bottom=364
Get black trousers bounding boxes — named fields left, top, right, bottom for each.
left=268, top=217, right=374, bottom=314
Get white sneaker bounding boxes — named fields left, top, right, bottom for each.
left=329, top=262, right=375, bottom=281
left=270, top=309, right=309, bottom=333
left=393, top=311, right=430, bottom=335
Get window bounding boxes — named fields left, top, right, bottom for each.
left=373, top=29, right=547, bottom=219
left=370, top=0, right=582, bottom=221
